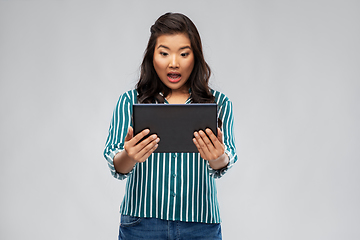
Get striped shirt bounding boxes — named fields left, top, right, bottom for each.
left=104, top=89, right=237, bottom=223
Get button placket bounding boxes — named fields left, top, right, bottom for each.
left=170, top=153, right=177, bottom=197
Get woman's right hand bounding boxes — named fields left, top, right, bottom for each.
left=124, top=126, right=160, bottom=163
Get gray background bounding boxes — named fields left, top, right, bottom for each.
left=1, top=0, right=359, bottom=239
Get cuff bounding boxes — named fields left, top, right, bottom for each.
left=206, top=150, right=237, bottom=179
left=104, top=148, right=135, bottom=180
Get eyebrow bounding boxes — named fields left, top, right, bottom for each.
left=157, top=45, right=192, bottom=50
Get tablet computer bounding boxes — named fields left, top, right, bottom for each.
left=133, top=103, right=217, bottom=153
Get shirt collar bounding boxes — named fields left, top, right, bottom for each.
left=159, top=88, right=192, bottom=104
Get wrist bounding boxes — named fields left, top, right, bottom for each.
left=114, top=150, right=137, bottom=174
left=209, top=153, right=229, bottom=170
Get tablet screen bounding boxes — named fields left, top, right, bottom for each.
left=133, top=103, right=217, bottom=153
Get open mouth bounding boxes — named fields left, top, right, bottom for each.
left=167, top=73, right=181, bottom=83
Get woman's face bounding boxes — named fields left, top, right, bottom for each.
left=153, top=33, right=195, bottom=93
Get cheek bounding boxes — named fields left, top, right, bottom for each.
left=153, top=57, right=166, bottom=71
left=183, top=58, right=195, bottom=74
left=153, top=59, right=159, bottom=71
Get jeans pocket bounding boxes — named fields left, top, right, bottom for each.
left=120, top=215, right=142, bottom=227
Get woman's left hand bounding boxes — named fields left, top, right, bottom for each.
left=193, top=128, right=225, bottom=161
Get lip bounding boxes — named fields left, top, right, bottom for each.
left=167, top=72, right=182, bottom=83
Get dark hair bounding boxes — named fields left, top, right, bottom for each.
left=136, top=12, right=215, bottom=104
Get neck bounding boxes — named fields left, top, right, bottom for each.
left=165, top=88, right=190, bottom=104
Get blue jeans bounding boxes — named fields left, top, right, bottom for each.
left=119, top=215, right=222, bottom=240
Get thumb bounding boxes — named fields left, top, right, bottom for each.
left=125, top=126, right=134, bottom=142
left=217, top=128, right=223, bottom=143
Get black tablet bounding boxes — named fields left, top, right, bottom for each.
left=133, top=103, right=217, bottom=153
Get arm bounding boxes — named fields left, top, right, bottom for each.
left=193, top=97, right=238, bottom=178
left=104, top=91, right=158, bottom=179
left=113, top=127, right=159, bottom=174
left=193, top=128, right=229, bottom=170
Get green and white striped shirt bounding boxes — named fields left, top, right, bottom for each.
left=104, top=89, right=237, bottom=223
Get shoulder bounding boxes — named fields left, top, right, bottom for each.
left=121, top=89, right=138, bottom=101
left=211, top=89, right=231, bottom=106
left=117, top=89, right=138, bottom=104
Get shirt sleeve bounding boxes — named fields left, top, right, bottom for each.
left=103, top=91, right=135, bottom=180
left=207, top=96, right=238, bottom=179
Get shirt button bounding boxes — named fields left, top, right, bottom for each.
left=172, top=173, right=177, bottom=178
left=171, top=192, right=176, bottom=197
left=172, top=154, right=176, bottom=159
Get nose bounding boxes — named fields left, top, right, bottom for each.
left=169, top=55, right=179, bottom=69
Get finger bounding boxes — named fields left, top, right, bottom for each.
left=205, top=128, right=223, bottom=150
left=126, top=135, right=159, bottom=162
left=135, top=137, right=160, bottom=162
left=129, top=128, right=150, bottom=146
left=203, top=128, right=225, bottom=160
left=138, top=141, right=160, bottom=162
left=192, top=136, right=201, bottom=149
left=126, top=129, right=152, bottom=156
left=133, top=134, right=158, bottom=153
left=205, top=128, right=220, bottom=145
left=198, top=130, right=215, bottom=151
left=124, top=126, right=134, bottom=142
left=193, top=137, right=208, bottom=159
left=194, top=131, right=211, bottom=153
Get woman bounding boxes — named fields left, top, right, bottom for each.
left=104, top=12, right=237, bottom=240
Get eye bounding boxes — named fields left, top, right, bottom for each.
left=160, top=52, right=168, bottom=56
left=181, top=52, right=190, bottom=57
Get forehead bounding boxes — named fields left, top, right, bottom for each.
left=155, top=33, right=191, bottom=48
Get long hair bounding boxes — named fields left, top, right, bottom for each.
left=136, top=12, right=215, bottom=104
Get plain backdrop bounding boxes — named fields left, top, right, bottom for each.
left=1, top=0, right=359, bottom=239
